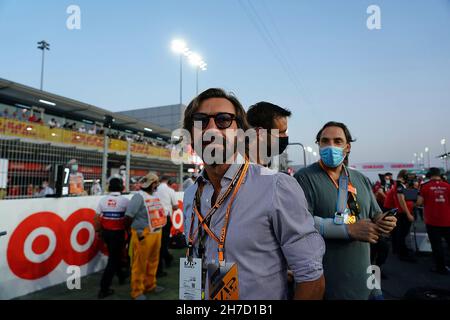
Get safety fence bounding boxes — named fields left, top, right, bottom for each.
left=0, top=118, right=178, bottom=160
left=0, top=119, right=191, bottom=199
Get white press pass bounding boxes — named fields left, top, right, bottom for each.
left=179, top=257, right=202, bottom=300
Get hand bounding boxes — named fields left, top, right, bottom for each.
left=407, top=214, right=415, bottom=222
left=347, top=219, right=380, bottom=244
left=375, top=213, right=397, bottom=234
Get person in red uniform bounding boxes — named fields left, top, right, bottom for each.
left=385, top=169, right=417, bottom=262
left=374, top=173, right=394, bottom=210
left=417, top=167, right=450, bottom=274
left=95, top=177, right=130, bottom=298
left=371, top=172, right=395, bottom=277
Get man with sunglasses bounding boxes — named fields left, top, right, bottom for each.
left=294, top=121, right=397, bottom=300
left=180, top=88, right=325, bottom=300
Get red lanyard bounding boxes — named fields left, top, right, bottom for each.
left=188, top=160, right=250, bottom=264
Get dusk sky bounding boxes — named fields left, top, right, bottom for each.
left=1, top=0, right=449, bottom=167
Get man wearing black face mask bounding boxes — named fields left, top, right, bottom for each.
left=246, top=102, right=291, bottom=167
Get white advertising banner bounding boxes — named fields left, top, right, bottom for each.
left=0, top=196, right=109, bottom=300
left=0, top=191, right=185, bottom=300
left=349, top=162, right=419, bottom=182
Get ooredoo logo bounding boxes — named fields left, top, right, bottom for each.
left=171, top=209, right=184, bottom=231
left=7, top=208, right=106, bottom=280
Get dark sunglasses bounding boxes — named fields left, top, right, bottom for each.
left=192, top=112, right=236, bottom=130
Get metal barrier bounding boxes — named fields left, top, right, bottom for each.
left=0, top=138, right=103, bottom=199
left=0, top=117, right=174, bottom=159
left=0, top=118, right=189, bottom=200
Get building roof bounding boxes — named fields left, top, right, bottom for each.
left=0, top=78, right=172, bottom=138
left=118, top=104, right=186, bottom=132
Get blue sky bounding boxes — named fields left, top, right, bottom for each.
left=1, top=0, right=449, bottom=166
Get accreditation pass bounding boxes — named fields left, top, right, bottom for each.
left=179, top=257, right=202, bottom=300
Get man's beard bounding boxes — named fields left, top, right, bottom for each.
left=209, top=148, right=222, bottom=167
left=200, top=137, right=238, bottom=166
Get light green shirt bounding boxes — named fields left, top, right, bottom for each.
left=295, top=162, right=382, bottom=300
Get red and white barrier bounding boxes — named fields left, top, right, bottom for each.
left=0, top=192, right=185, bottom=300
left=0, top=196, right=108, bottom=300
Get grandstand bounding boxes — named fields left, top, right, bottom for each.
left=0, top=78, right=193, bottom=199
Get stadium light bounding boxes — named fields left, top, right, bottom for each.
left=15, top=103, right=30, bottom=109
left=37, top=40, right=50, bottom=90
left=171, top=39, right=188, bottom=106
left=171, top=39, right=187, bottom=54
left=39, top=99, right=56, bottom=106
left=188, top=52, right=207, bottom=95
left=171, top=39, right=208, bottom=189
left=171, top=38, right=189, bottom=191
left=425, top=147, right=431, bottom=168
left=144, top=127, right=153, bottom=132
left=188, top=53, right=202, bottom=66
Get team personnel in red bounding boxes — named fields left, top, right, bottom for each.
left=373, top=173, right=394, bottom=210
left=384, top=170, right=416, bottom=262
left=95, top=177, right=130, bottom=298
left=371, top=172, right=395, bottom=276
left=417, top=167, right=450, bottom=274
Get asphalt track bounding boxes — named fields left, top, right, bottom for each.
left=15, top=220, right=450, bottom=300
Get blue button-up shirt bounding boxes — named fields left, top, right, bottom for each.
left=183, top=163, right=325, bottom=300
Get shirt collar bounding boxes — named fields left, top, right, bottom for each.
left=223, top=162, right=242, bottom=181
left=159, top=182, right=168, bottom=188
left=109, top=192, right=121, bottom=196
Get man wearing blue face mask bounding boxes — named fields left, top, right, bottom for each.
left=294, top=121, right=397, bottom=300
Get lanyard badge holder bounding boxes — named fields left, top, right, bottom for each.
left=179, top=194, right=204, bottom=300
left=205, top=162, right=249, bottom=300
left=319, top=162, right=358, bottom=225
left=181, top=160, right=249, bottom=300
left=207, top=225, right=240, bottom=300
left=179, top=253, right=203, bottom=300
left=207, top=259, right=239, bottom=300
left=334, top=173, right=349, bottom=225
